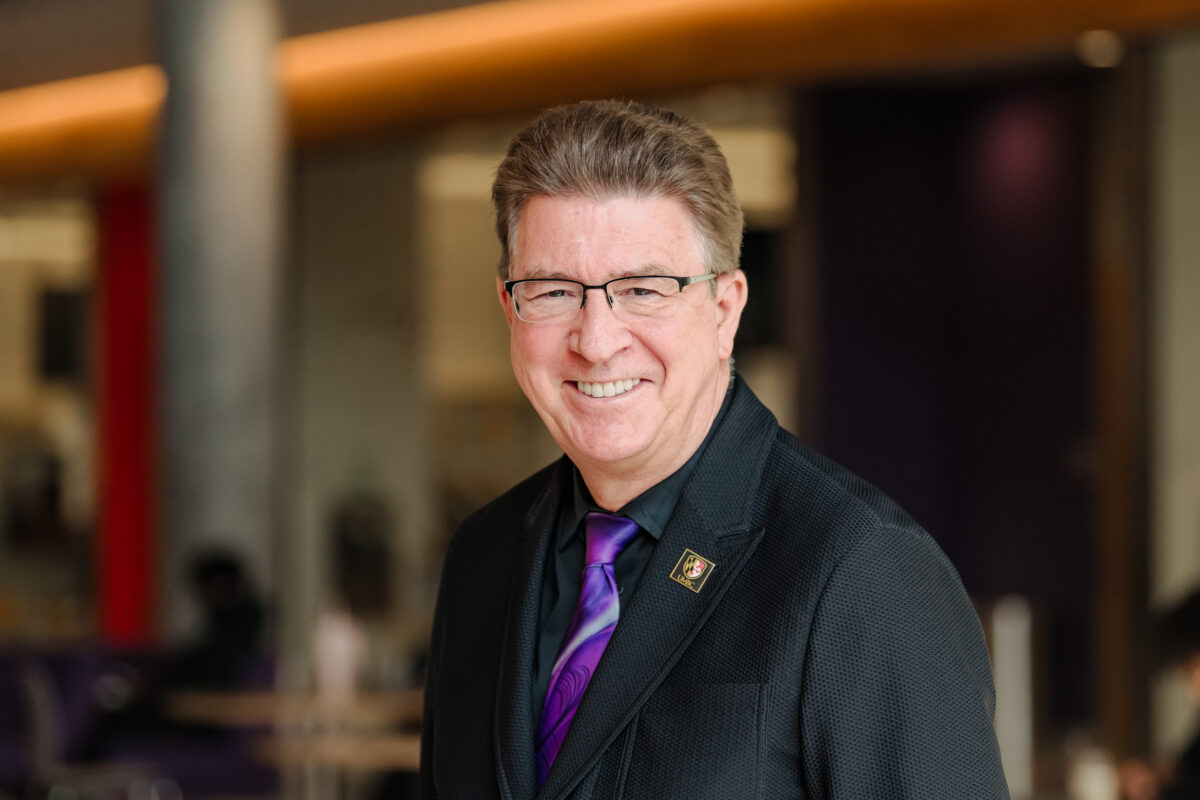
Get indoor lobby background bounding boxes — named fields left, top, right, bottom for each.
left=1, top=0, right=1199, bottom=798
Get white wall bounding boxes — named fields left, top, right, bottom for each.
left=0, top=194, right=95, bottom=641
left=1150, top=30, right=1200, bottom=755
left=285, top=143, right=434, bottom=684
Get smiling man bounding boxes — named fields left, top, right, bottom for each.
left=419, top=100, right=1009, bottom=800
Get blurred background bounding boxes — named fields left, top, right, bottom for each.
left=0, top=0, right=1198, bottom=798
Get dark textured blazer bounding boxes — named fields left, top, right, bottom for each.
left=420, top=377, right=1009, bottom=799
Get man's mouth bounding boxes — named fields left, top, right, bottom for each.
left=576, top=378, right=640, bottom=398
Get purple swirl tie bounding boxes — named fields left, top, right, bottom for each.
left=535, top=512, right=640, bottom=787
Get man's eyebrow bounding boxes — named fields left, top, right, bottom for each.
left=519, top=264, right=672, bottom=281
left=519, top=267, right=568, bottom=280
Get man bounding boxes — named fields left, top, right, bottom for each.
left=420, top=99, right=1008, bottom=799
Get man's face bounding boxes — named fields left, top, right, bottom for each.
left=498, top=194, right=746, bottom=490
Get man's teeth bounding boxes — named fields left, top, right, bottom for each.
left=577, top=379, right=639, bottom=398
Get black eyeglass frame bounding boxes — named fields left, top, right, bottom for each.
left=502, top=273, right=717, bottom=321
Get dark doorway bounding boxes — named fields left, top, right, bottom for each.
left=812, top=70, right=1096, bottom=731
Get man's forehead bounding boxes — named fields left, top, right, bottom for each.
left=511, top=195, right=703, bottom=264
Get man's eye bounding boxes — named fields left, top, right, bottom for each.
left=526, top=285, right=578, bottom=302
left=616, top=283, right=668, bottom=300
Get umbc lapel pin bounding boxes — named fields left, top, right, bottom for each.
left=670, top=549, right=716, bottom=593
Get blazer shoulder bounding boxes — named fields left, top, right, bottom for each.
left=757, top=427, right=961, bottom=582
left=768, top=428, right=921, bottom=527
left=711, top=377, right=934, bottom=560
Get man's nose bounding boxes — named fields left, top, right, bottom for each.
left=571, top=287, right=632, bottom=362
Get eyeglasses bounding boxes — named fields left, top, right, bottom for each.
left=503, top=273, right=717, bottom=324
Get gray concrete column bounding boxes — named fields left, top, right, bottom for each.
left=159, top=0, right=284, bottom=640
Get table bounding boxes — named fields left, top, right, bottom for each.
left=256, top=732, right=420, bottom=771
left=165, top=689, right=423, bottom=729
left=165, top=689, right=424, bottom=799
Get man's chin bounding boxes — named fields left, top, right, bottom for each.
left=560, top=432, right=654, bottom=471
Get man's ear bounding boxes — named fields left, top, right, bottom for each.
left=715, top=269, right=748, bottom=360
left=497, top=276, right=515, bottom=327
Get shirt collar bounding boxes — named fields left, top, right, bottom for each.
left=558, top=375, right=736, bottom=549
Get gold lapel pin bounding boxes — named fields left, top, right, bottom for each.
left=669, top=549, right=716, bottom=593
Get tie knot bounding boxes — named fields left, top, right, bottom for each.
left=583, top=512, right=640, bottom=565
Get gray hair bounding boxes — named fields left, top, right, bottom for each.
left=492, top=99, right=744, bottom=279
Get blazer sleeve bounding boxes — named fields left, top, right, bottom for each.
left=799, top=525, right=1010, bottom=799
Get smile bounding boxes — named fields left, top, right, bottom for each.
left=576, top=379, right=640, bottom=398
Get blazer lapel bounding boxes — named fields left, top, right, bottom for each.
left=494, top=459, right=570, bottom=800
left=538, top=377, right=777, bottom=800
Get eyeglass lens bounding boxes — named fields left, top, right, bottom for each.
left=513, top=276, right=686, bottom=323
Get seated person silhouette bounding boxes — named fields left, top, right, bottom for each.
left=86, top=549, right=266, bottom=748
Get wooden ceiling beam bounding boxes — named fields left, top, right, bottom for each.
left=1, top=0, right=1199, bottom=184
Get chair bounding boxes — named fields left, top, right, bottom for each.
left=19, top=661, right=179, bottom=800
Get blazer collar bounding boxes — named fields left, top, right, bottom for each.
left=494, top=458, right=571, bottom=800
left=537, top=376, right=778, bottom=799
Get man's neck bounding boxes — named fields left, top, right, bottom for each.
left=579, top=471, right=659, bottom=513
left=576, top=369, right=733, bottom=511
